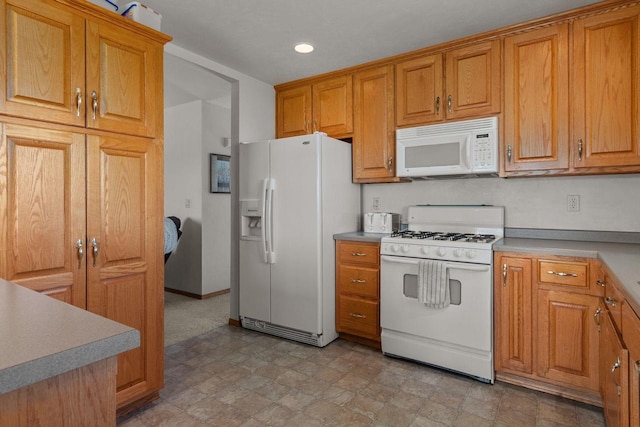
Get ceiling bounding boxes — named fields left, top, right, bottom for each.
left=142, top=0, right=601, bottom=86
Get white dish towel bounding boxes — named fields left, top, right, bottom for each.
left=417, top=260, right=450, bottom=308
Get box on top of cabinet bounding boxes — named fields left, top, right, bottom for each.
left=121, top=2, right=162, bottom=31
left=87, top=0, right=119, bottom=13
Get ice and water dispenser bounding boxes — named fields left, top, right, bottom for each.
left=240, top=200, right=262, bottom=240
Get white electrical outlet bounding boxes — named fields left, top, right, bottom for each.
left=372, top=196, right=381, bottom=212
left=567, top=195, right=580, bottom=212
left=185, top=198, right=191, bottom=208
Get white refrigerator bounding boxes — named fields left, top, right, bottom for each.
left=239, top=132, right=360, bottom=347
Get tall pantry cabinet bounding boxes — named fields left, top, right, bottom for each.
left=0, top=0, right=171, bottom=414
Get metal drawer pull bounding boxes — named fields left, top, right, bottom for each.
left=351, top=252, right=367, bottom=257
left=596, top=279, right=605, bottom=287
left=76, top=239, right=84, bottom=269
left=502, top=263, right=507, bottom=287
left=351, top=279, right=366, bottom=283
left=605, top=297, right=617, bottom=307
left=349, top=313, right=366, bottom=319
left=611, top=356, right=622, bottom=396
left=75, top=88, right=82, bottom=117
left=547, top=270, right=578, bottom=277
left=593, top=307, right=601, bottom=329
left=635, top=360, right=640, bottom=373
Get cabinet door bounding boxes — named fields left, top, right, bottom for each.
left=537, top=290, right=599, bottom=390
left=395, top=54, right=444, bottom=126
left=572, top=5, right=640, bottom=169
left=312, top=75, right=353, bottom=137
left=0, top=0, right=85, bottom=127
left=85, top=20, right=161, bottom=138
left=600, top=308, right=629, bottom=427
left=622, top=303, right=640, bottom=427
left=494, top=255, right=533, bottom=374
left=444, top=40, right=501, bottom=120
left=276, top=85, right=311, bottom=138
left=0, top=123, right=86, bottom=307
left=86, top=134, right=162, bottom=407
left=352, top=65, right=396, bottom=181
left=504, top=24, right=570, bottom=172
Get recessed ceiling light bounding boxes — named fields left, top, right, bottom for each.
left=294, top=43, right=314, bottom=54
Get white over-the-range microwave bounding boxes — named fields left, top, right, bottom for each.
left=395, top=116, right=498, bottom=178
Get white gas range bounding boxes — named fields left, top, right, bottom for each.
left=380, top=205, right=504, bottom=383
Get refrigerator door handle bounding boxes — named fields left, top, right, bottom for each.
left=266, top=179, right=276, bottom=264
left=261, top=178, right=269, bottom=263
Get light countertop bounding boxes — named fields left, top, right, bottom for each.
left=333, top=231, right=388, bottom=243
left=0, top=278, right=139, bottom=395
left=495, top=238, right=640, bottom=316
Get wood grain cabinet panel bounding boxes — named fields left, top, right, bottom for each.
left=336, top=240, right=381, bottom=346
left=0, top=0, right=160, bottom=138
left=0, top=124, right=86, bottom=308
left=622, top=303, right=640, bottom=427
left=395, top=54, right=444, bottom=126
left=503, top=24, right=570, bottom=173
left=276, top=75, right=352, bottom=139
left=599, top=306, right=629, bottom=427
left=537, top=290, right=599, bottom=390
left=572, top=5, right=640, bottom=170
left=494, top=255, right=533, bottom=374
left=352, top=65, right=396, bottom=182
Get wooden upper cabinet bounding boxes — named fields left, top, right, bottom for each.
left=352, top=65, right=396, bottom=182
left=395, top=40, right=500, bottom=127
left=444, top=40, right=501, bottom=120
left=312, top=75, right=353, bottom=137
left=396, top=54, right=444, bottom=126
left=276, top=85, right=311, bottom=138
left=504, top=24, right=570, bottom=173
left=0, top=0, right=159, bottom=137
left=0, top=0, right=85, bottom=126
left=86, top=20, right=160, bottom=138
left=572, top=5, right=640, bottom=169
left=276, top=75, right=353, bottom=138
left=0, top=123, right=86, bottom=308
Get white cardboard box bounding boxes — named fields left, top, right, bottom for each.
left=87, top=0, right=119, bottom=13
left=121, top=2, right=162, bottom=31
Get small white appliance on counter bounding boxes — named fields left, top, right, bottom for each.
left=363, top=212, right=400, bottom=233
left=396, top=116, right=498, bottom=178
left=380, top=205, right=504, bottom=383
left=239, top=132, right=360, bottom=347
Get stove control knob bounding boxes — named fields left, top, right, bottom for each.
left=454, top=248, right=464, bottom=257
left=390, top=244, right=399, bottom=253
left=465, top=249, right=476, bottom=259
left=421, top=246, right=430, bottom=255
left=401, top=245, right=410, bottom=253
left=437, top=247, right=446, bottom=257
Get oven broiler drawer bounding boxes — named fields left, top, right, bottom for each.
left=337, top=265, right=379, bottom=298
left=337, top=241, right=380, bottom=267
left=337, top=295, right=379, bottom=339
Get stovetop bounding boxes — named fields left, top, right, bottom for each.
left=389, top=230, right=497, bottom=244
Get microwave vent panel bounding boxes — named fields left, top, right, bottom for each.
left=396, top=117, right=498, bottom=140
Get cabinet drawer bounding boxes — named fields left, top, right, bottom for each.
left=337, top=265, right=379, bottom=298
left=337, top=295, right=379, bottom=339
left=538, top=260, right=588, bottom=290
left=337, top=241, right=380, bottom=266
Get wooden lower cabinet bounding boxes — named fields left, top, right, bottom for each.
left=537, top=290, right=599, bottom=390
left=599, top=303, right=629, bottom=427
left=335, top=240, right=380, bottom=346
left=494, top=253, right=600, bottom=405
left=622, top=303, right=640, bottom=427
left=494, top=255, right=533, bottom=374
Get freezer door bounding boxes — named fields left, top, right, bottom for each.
left=269, top=134, right=322, bottom=334
left=239, top=141, right=271, bottom=322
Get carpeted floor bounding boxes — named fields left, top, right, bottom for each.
left=164, top=291, right=230, bottom=347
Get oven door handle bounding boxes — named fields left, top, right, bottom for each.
left=381, top=255, right=490, bottom=272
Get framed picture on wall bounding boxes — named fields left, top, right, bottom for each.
left=210, top=154, right=230, bottom=193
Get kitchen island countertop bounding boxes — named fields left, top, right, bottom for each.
left=495, top=237, right=640, bottom=317
left=0, top=278, right=139, bottom=395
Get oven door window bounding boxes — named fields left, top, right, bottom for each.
left=403, top=274, right=461, bottom=305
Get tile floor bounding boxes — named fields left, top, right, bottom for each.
left=118, top=326, right=605, bottom=426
